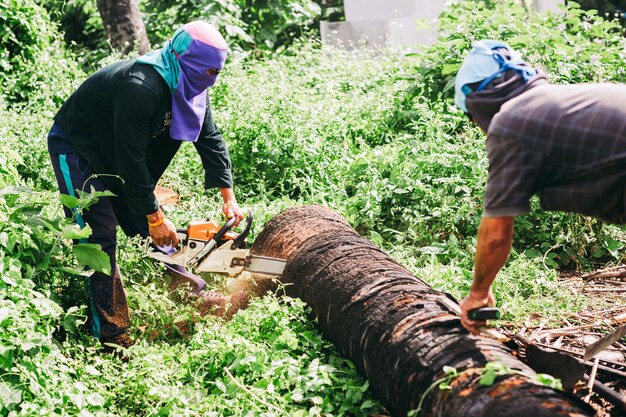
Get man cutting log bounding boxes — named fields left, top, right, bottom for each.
left=453, top=40, right=626, bottom=334
left=47, top=21, right=244, bottom=350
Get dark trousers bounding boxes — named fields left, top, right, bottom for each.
left=48, top=124, right=181, bottom=339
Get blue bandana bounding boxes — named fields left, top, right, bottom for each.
left=454, top=40, right=537, bottom=113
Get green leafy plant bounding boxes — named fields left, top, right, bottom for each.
left=0, top=0, right=84, bottom=105
left=141, top=0, right=321, bottom=51
left=409, top=361, right=563, bottom=417
left=59, top=186, right=117, bottom=275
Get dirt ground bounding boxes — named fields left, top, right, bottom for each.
left=507, top=267, right=626, bottom=417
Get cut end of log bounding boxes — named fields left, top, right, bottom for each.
left=154, top=185, right=179, bottom=206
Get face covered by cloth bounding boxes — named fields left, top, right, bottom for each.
left=454, top=40, right=546, bottom=132
left=137, top=21, right=228, bottom=142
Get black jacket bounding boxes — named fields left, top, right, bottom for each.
left=54, top=59, right=232, bottom=215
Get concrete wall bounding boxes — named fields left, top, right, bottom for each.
left=321, top=0, right=444, bottom=49
left=321, top=0, right=565, bottom=50
left=320, top=17, right=439, bottom=49
left=344, top=0, right=442, bottom=21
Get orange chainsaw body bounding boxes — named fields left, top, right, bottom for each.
left=187, top=221, right=238, bottom=241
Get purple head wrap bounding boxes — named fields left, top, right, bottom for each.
left=138, top=21, right=228, bottom=142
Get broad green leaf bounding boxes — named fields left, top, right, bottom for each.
left=277, top=328, right=299, bottom=349
left=479, top=369, right=497, bottom=386
left=62, top=307, right=85, bottom=335
left=85, top=393, right=105, bottom=407
left=62, top=224, right=92, bottom=240
left=536, top=373, right=563, bottom=390
left=57, top=267, right=91, bottom=276
left=21, top=341, right=37, bottom=352
left=507, top=34, right=534, bottom=45
left=73, top=243, right=111, bottom=275
left=76, top=188, right=116, bottom=200
left=5, top=149, right=24, bottom=165
left=360, top=400, right=376, bottom=409
left=0, top=346, right=13, bottom=370
left=35, top=252, right=51, bottom=270
left=441, top=63, right=460, bottom=76
left=603, top=238, right=624, bottom=258
left=543, top=252, right=559, bottom=269
left=25, top=216, right=60, bottom=233
left=369, top=230, right=383, bottom=246
left=443, top=76, right=457, bottom=93
left=523, top=249, right=541, bottom=258
left=31, top=298, right=61, bottom=318
left=60, top=194, right=80, bottom=209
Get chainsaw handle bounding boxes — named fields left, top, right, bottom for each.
left=232, top=213, right=252, bottom=249
left=212, top=216, right=237, bottom=243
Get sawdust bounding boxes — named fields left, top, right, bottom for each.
left=225, top=271, right=280, bottom=297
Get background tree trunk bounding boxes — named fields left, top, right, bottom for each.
left=251, top=205, right=594, bottom=417
left=96, top=0, right=149, bottom=55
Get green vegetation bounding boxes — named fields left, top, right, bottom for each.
left=1, top=0, right=625, bottom=415
left=42, top=0, right=325, bottom=67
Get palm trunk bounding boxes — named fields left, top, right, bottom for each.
left=96, top=0, right=149, bottom=55
left=251, top=205, right=593, bottom=417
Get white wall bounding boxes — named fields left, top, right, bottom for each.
left=344, top=0, right=444, bottom=21
left=322, top=0, right=565, bottom=50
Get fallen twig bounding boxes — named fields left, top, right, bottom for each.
left=583, top=287, right=626, bottom=293
left=580, top=266, right=626, bottom=281
left=614, top=313, right=626, bottom=323
left=578, top=307, right=626, bottom=320
left=583, top=357, right=600, bottom=402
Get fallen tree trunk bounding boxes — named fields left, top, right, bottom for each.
left=251, top=205, right=593, bottom=417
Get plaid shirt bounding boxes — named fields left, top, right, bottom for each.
left=483, top=83, right=626, bottom=224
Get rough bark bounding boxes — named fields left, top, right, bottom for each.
left=96, top=0, right=149, bottom=55
left=251, top=205, right=593, bottom=417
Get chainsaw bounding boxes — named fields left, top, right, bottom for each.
left=146, top=214, right=286, bottom=277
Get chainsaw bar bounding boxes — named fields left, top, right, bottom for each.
left=231, top=255, right=286, bottom=276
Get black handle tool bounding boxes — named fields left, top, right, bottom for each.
left=468, top=307, right=501, bottom=321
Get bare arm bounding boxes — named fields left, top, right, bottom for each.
left=220, top=187, right=244, bottom=226
left=460, top=216, right=514, bottom=334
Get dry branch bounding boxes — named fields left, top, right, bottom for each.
left=580, top=266, right=626, bottom=281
